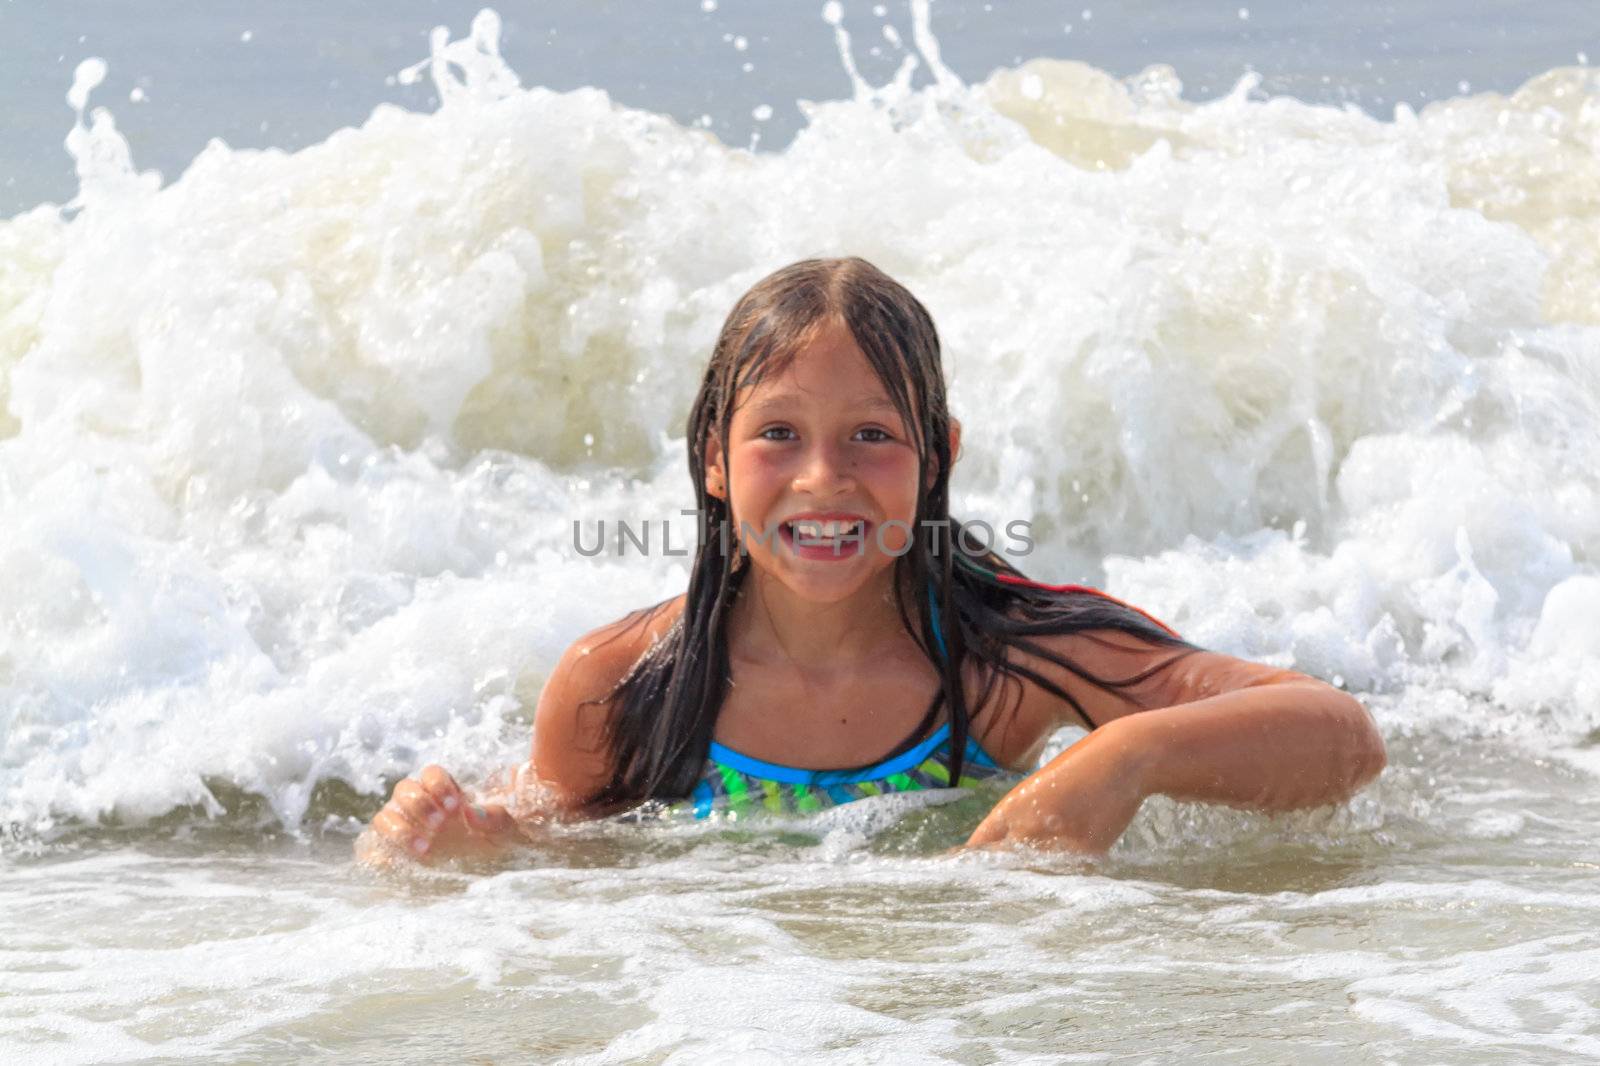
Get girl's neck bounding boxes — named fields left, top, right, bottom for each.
left=727, top=566, right=922, bottom=674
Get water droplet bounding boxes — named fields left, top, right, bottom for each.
left=67, top=58, right=107, bottom=112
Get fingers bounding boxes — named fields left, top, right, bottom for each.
left=963, top=815, right=1113, bottom=855
left=365, top=765, right=517, bottom=863
left=418, top=764, right=466, bottom=817
left=371, top=802, right=431, bottom=858
left=392, top=778, right=448, bottom=834
left=464, top=801, right=515, bottom=837
left=393, top=765, right=464, bottom=828
left=370, top=768, right=457, bottom=858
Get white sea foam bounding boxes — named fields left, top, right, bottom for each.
left=0, top=8, right=1595, bottom=850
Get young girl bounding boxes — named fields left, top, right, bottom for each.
left=359, top=257, right=1385, bottom=864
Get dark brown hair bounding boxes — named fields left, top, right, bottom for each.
left=591, top=257, right=1195, bottom=806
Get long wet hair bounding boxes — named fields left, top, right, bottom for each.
left=590, top=257, right=1196, bottom=806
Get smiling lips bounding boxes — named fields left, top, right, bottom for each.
left=780, top=512, right=872, bottom=554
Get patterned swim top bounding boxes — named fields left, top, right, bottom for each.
left=684, top=721, right=1014, bottom=820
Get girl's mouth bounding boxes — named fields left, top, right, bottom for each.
left=779, top=518, right=871, bottom=558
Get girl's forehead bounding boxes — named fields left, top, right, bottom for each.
left=734, top=324, right=900, bottom=400
left=731, top=352, right=903, bottom=416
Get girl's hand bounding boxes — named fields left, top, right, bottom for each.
left=964, top=721, right=1149, bottom=854
left=358, top=764, right=518, bottom=865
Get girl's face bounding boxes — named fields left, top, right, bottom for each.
left=704, top=320, right=957, bottom=603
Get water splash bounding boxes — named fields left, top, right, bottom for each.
left=396, top=8, right=521, bottom=107
left=63, top=58, right=158, bottom=211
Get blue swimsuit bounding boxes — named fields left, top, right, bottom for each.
left=686, top=721, right=1011, bottom=819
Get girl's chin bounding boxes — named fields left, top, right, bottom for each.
left=770, top=573, right=893, bottom=604
left=743, top=550, right=897, bottom=593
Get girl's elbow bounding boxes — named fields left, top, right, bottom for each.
left=1358, top=725, right=1388, bottom=785
left=1345, top=699, right=1387, bottom=790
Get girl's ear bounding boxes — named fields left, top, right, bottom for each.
left=704, top=434, right=727, bottom=499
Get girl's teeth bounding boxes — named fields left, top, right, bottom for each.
left=791, top=519, right=863, bottom=541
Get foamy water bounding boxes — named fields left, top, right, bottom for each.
left=1, top=5, right=1598, bottom=1062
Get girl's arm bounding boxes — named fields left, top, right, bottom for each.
left=356, top=623, right=631, bottom=867
left=965, top=632, right=1387, bottom=853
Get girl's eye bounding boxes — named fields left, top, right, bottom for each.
left=756, top=426, right=893, bottom=442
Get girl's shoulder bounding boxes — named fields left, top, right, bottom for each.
left=527, top=595, right=687, bottom=807
left=987, top=624, right=1201, bottom=737
left=581, top=594, right=687, bottom=668
left=1004, top=622, right=1311, bottom=732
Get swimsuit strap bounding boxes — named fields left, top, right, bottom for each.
left=926, top=576, right=949, bottom=663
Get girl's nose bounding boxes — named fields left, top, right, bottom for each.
left=792, top=442, right=856, bottom=496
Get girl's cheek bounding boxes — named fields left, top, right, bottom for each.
left=735, top=454, right=795, bottom=505
left=731, top=441, right=781, bottom=475
left=742, top=451, right=785, bottom=477
left=877, top=521, right=914, bottom=555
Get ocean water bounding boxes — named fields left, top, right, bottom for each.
left=2, top=2, right=1599, bottom=1062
